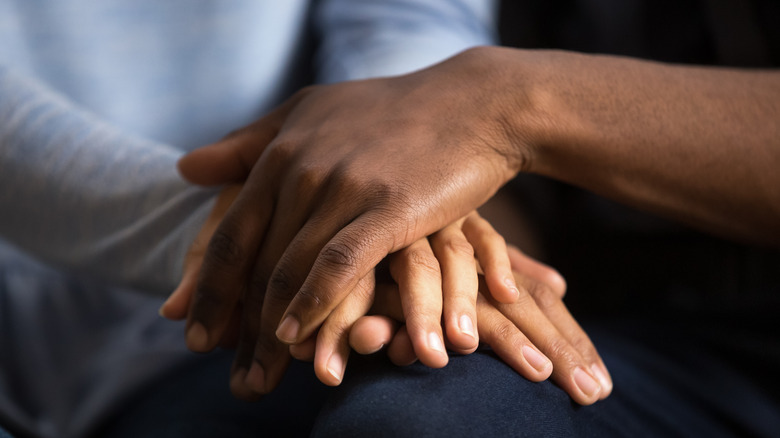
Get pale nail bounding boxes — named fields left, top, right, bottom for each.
left=591, top=363, right=613, bottom=394
left=504, top=277, right=520, bottom=299
left=327, top=353, right=344, bottom=383
left=573, top=366, right=601, bottom=398
left=522, top=345, right=551, bottom=373
left=459, top=314, right=475, bottom=338
left=276, top=315, right=300, bottom=344
left=428, top=332, right=446, bottom=354
left=186, top=322, right=209, bottom=351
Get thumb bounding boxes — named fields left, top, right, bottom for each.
left=177, top=124, right=275, bottom=186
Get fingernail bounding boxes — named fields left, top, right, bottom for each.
left=573, top=366, right=601, bottom=398
left=459, top=314, right=475, bottom=338
left=428, top=332, right=446, bottom=354
left=504, top=278, right=520, bottom=300
left=522, top=345, right=551, bottom=373
left=186, top=322, right=209, bottom=351
left=327, top=353, right=344, bottom=384
left=245, top=362, right=265, bottom=393
left=591, top=363, right=613, bottom=394
left=157, top=303, right=167, bottom=318
left=276, top=316, right=300, bottom=344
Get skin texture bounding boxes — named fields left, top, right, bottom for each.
left=175, top=45, right=778, bottom=402
left=162, top=187, right=612, bottom=405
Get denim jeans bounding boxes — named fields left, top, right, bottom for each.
left=94, top=317, right=780, bottom=438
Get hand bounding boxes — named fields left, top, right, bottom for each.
left=177, top=48, right=526, bottom=373
left=162, top=186, right=375, bottom=397
left=349, top=246, right=612, bottom=406
left=162, top=185, right=519, bottom=395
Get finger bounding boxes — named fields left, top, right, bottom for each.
left=387, top=325, right=417, bottom=366
left=177, top=93, right=304, bottom=186
left=160, top=263, right=198, bottom=320
left=314, top=272, right=375, bottom=386
left=507, top=244, right=567, bottom=298
left=275, top=211, right=394, bottom=345
left=163, top=186, right=242, bottom=320
left=217, top=304, right=243, bottom=349
left=483, top=277, right=603, bottom=405
left=349, top=315, right=399, bottom=355
left=429, top=224, right=479, bottom=354
left=185, top=185, right=273, bottom=353
left=289, top=334, right=317, bottom=362
left=389, top=238, right=448, bottom=369
left=476, top=294, right=553, bottom=382
left=229, top=288, right=266, bottom=401
left=462, top=212, right=520, bottom=304
left=515, top=274, right=612, bottom=399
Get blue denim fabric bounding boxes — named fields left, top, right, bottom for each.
left=97, top=352, right=330, bottom=438
left=313, top=319, right=780, bottom=438
left=96, top=319, right=780, bottom=437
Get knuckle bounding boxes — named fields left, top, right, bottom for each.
left=268, top=266, right=295, bottom=299
left=527, top=283, right=560, bottom=312
left=294, top=287, right=325, bottom=309
left=403, top=248, right=441, bottom=277
left=545, top=336, right=575, bottom=363
left=570, top=335, right=596, bottom=360
left=295, top=164, right=327, bottom=195
left=491, top=319, right=518, bottom=341
left=206, top=229, right=244, bottom=268
left=320, top=241, right=361, bottom=271
left=266, top=138, right=297, bottom=164
left=439, top=236, right=475, bottom=259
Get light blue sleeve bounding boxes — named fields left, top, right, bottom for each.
left=314, top=0, right=498, bottom=82
left=0, top=66, right=216, bottom=295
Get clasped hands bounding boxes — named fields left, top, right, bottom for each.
left=160, top=54, right=612, bottom=405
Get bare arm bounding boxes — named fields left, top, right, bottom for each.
left=482, top=47, right=780, bottom=245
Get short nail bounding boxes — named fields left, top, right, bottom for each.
left=245, top=362, right=265, bottom=393
left=276, top=316, right=300, bottom=343
left=504, top=278, right=520, bottom=299
left=459, top=314, right=475, bottom=338
left=591, top=363, right=613, bottom=394
left=522, top=345, right=551, bottom=373
left=186, top=322, right=209, bottom=351
left=327, top=353, right=344, bottom=384
left=428, top=332, right=446, bottom=354
left=573, top=366, right=601, bottom=398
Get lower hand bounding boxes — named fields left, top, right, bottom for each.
left=349, top=245, right=612, bottom=406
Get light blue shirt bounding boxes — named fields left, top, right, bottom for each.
left=0, top=1, right=496, bottom=436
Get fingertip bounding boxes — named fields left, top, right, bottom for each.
left=229, top=368, right=259, bottom=402
left=591, top=363, right=613, bottom=399
left=444, top=314, right=479, bottom=352
left=350, top=316, right=395, bottom=355
left=276, top=315, right=301, bottom=344
left=572, top=366, right=602, bottom=405
left=521, top=345, right=552, bottom=380
left=491, top=277, right=520, bottom=304
left=185, top=322, right=211, bottom=352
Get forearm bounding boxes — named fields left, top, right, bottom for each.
left=0, top=66, right=216, bottom=293
left=488, top=48, right=780, bottom=245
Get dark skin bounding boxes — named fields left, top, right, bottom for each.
left=162, top=186, right=612, bottom=405
left=177, top=45, right=780, bottom=399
